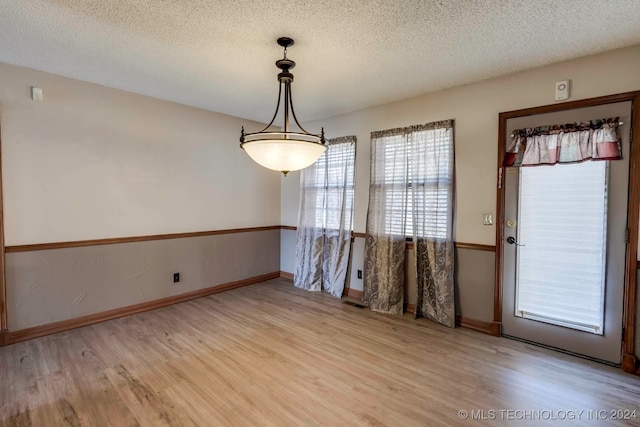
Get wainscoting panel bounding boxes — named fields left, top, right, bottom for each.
left=455, top=247, right=495, bottom=323
left=6, top=229, right=280, bottom=331
left=280, top=231, right=496, bottom=323
left=403, top=247, right=495, bottom=322
left=280, top=228, right=297, bottom=274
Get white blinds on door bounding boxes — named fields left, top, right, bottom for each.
left=516, top=161, right=608, bottom=334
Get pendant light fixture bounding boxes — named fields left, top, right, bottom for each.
left=240, top=37, right=326, bottom=176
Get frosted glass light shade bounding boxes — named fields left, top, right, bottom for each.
left=242, top=139, right=326, bottom=174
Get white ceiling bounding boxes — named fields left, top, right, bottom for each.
left=1, top=1, right=640, bottom=123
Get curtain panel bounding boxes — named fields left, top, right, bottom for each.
left=504, top=117, right=621, bottom=167
left=364, top=131, right=410, bottom=315
left=294, top=136, right=356, bottom=298
left=294, top=164, right=326, bottom=292
left=364, top=120, right=455, bottom=326
left=410, top=124, right=455, bottom=327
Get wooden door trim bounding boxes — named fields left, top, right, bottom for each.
left=0, top=120, right=5, bottom=333
left=622, top=92, right=640, bottom=373
left=494, top=91, right=640, bottom=375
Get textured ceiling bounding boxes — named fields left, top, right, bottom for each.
left=1, top=1, right=640, bottom=123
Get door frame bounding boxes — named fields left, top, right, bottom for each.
left=0, top=120, right=6, bottom=346
left=494, top=91, right=640, bottom=375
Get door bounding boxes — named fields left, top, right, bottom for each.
left=502, top=102, right=632, bottom=364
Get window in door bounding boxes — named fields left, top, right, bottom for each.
left=515, top=161, right=608, bottom=334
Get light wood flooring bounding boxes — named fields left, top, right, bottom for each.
left=1, top=278, right=639, bottom=426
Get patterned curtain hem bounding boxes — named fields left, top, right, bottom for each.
left=414, top=239, right=455, bottom=328
left=363, top=235, right=405, bottom=315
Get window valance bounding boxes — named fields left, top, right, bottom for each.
left=371, top=119, right=454, bottom=139
left=504, top=117, right=621, bottom=167
left=327, top=135, right=357, bottom=146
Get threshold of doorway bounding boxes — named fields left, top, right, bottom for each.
left=502, top=334, right=620, bottom=368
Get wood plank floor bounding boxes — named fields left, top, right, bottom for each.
left=1, top=278, right=639, bottom=426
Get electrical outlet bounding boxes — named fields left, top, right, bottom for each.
left=357, top=270, right=363, bottom=279
left=173, top=272, right=180, bottom=283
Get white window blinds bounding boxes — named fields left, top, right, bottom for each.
left=515, top=161, right=608, bottom=334
left=376, top=128, right=453, bottom=238
left=303, top=141, right=355, bottom=230
left=379, top=133, right=410, bottom=236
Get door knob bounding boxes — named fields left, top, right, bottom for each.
left=506, top=236, right=525, bottom=246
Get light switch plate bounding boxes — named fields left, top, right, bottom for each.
left=483, top=213, right=493, bottom=226
left=31, top=86, right=43, bottom=102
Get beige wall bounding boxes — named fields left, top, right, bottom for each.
left=0, top=62, right=284, bottom=331
left=280, top=170, right=301, bottom=227
left=280, top=45, right=640, bottom=322
left=282, top=45, right=640, bottom=240
left=0, top=62, right=281, bottom=246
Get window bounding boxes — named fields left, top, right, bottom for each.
left=302, top=140, right=355, bottom=231
left=374, top=127, right=453, bottom=238
left=516, top=161, right=608, bottom=334
left=380, top=133, right=410, bottom=236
